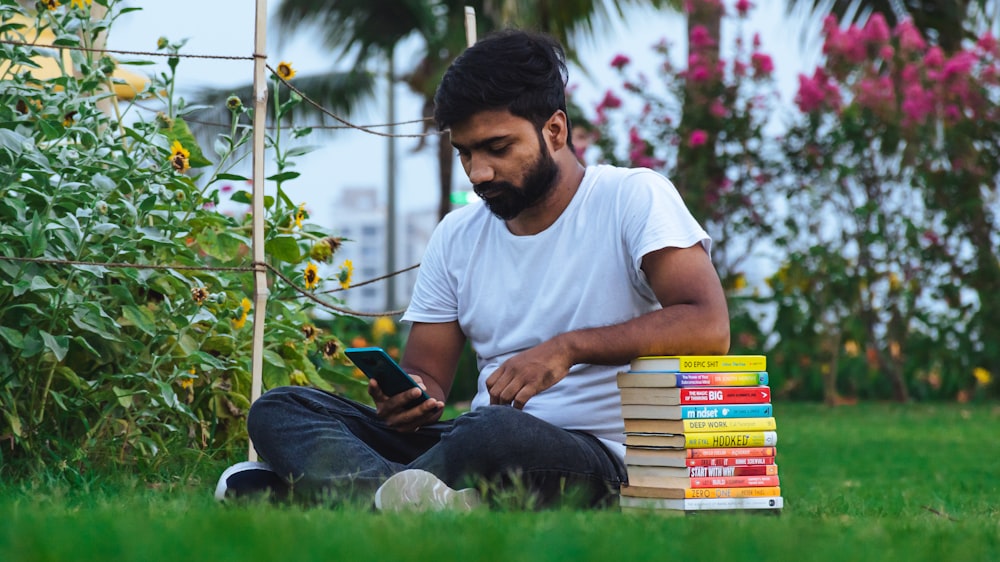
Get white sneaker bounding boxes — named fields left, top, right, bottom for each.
left=214, top=461, right=289, bottom=501
left=374, top=469, right=482, bottom=512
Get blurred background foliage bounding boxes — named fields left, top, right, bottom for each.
left=0, top=0, right=997, bottom=476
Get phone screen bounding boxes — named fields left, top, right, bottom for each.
left=345, top=347, right=430, bottom=405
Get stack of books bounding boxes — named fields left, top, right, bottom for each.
left=617, top=354, right=783, bottom=515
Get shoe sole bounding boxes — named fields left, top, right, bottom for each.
left=374, top=469, right=481, bottom=512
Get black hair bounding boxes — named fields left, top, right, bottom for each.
left=433, top=29, right=572, bottom=137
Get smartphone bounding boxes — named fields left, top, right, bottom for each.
left=344, top=347, right=430, bottom=407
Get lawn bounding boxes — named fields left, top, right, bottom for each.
left=1, top=402, right=998, bottom=562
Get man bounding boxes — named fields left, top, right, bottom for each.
left=215, top=29, right=729, bottom=510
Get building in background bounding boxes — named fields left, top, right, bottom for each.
left=330, top=187, right=440, bottom=315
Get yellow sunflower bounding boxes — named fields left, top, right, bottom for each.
left=70, top=0, right=92, bottom=8
left=294, top=203, right=306, bottom=229
left=276, top=61, right=296, bottom=80
left=44, top=0, right=60, bottom=10
left=303, top=262, right=320, bottom=290
left=338, top=259, right=354, bottom=290
left=231, top=297, right=252, bottom=329
left=169, top=140, right=190, bottom=173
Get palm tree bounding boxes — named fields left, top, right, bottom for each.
left=270, top=0, right=672, bottom=220
left=785, top=0, right=998, bottom=53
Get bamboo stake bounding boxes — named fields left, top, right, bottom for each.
left=248, top=0, right=270, bottom=462
left=464, top=6, right=477, bottom=47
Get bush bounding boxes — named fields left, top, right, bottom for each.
left=0, top=2, right=368, bottom=473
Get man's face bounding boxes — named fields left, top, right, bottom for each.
left=450, top=110, right=560, bottom=221
left=474, top=131, right=558, bottom=220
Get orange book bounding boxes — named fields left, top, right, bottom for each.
left=626, top=473, right=779, bottom=489
left=620, top=485, right=782, bottom=500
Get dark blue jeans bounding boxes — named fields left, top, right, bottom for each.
left=247, top=386, right=627, bottom=508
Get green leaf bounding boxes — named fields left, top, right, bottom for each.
left=0, top=129, right=29, bottom=157
left=0, top=327, right=23, bottom=349
left=284, top=145, right=319, bottom=158
left=160, top=117, right=212, bottom=168
left=266, top=171, right=300, bottom=183
left=112, top=386, right=134, bottom=408
left=21, top=330, right=43, bottom=358
left=27, top=213, right=46, bottom=256
left=202, top=335, right=236, bottom=356
left=230, top=190, right=251, bottom=204
left=216, top=173, right=250, bottom=182
left=195, top=228, right=246, bottom=262
left=39, top=330, right=69, bottom=361
left=30, top=276, right=57, bottom=292
left=121, top=305, right=157, bottom=336
left=265, top=235, right=301, bottom=263
left=3, top=412, right=22, bottom=438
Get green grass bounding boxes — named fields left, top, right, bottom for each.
left=2, top=403, right=999, bottom=562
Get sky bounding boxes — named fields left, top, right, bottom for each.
left=107, top=0, right=823, bottom=228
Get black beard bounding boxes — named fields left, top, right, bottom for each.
left=474, top=148, right=559, bottom=221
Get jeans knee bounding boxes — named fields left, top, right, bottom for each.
left=246, top=386, right=309, bottom=440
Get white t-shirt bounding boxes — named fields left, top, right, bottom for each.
left=402, top=164, right=711, bottom=460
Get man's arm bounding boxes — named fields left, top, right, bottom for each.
left=370, top=320, right=465, bottom=431
left=486, top=243, right=730, bottom=408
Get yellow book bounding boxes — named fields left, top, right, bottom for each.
left=630, top=355, right=766, bottom=373
left=621, top=485, right=782, bottom=499
left=624, top=417, right=777, bottom=435
left=625, top=431, right=777, bottom=449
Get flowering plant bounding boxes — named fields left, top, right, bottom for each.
left=0, top=2, right=367, bottom=471
left=778, top=14, right=1000, bottom=401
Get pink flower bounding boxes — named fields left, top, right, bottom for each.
left=688, top=129, right=709, bottom=147
left=879, top=45, right=895, bottom=61
left=221, top=184, right=233, bottom=193
left=598, top=90, right=622, bottom=110
left=863, top=13, right=890, bottom=45
left=735, top=0, right=753, bottom=16
left=795, top=69, right=840, bottom=113
left=751, top=52, right=774, bottom=76
left=896, top=19, right=927, bottom=54
left=690, top=25, right=716, bottom=49
left=942, top=51, right=976, bottom=81
left=976, top=32, right=997, bottom=55
left=901, top=83, right=933, bottom=124
left=733, top=60, right=747, bottom=77
left=610, top=54, right=631, bottom=70
left=925, top=46, right=945, bottom=68
left=710, top=99, right=728, bottom=118
left=901, top=63, right=920, bottom=84
left=688, top=64, right=711, bottom=82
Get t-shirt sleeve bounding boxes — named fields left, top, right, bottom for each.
left=620, top=169, right=712, bottom=276
left=401, top=218, right=459, bottom=324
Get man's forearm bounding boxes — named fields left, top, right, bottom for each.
left=556, top=303, right=730, bottom=368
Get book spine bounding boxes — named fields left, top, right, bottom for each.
left=630, top=355, right=767, bottom=373
left=680, top=404, right=773, bottom=419
left=688, top=447, right=776, bottom=458
left=673, top=372, right=768, bottom=386
left=686, top=465, right=778, bottom=477
left=620, top=372, right=769, bottom=387
left=685, top=486, right=781, bottom=499
left=686, top=456, right=776, bottom=466
left=620, top=496, right=784, bottom=511
left=688, top=475, right=779, bottom=488
left=679, top=387, right=771, bottom=405
left=681, top=417, right=777, bottom=432
left=684, top=431, right=778, bottom=448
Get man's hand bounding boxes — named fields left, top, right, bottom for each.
left=369, top=375, right=444, bottom=432
left=485, top=340, right=573, bottom=409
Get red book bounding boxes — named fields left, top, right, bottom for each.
left=630, top=474, right=780, bottom=490
left=687, top=456, right=776, bottom=467
left=677, top=386, right=771, bottom=405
